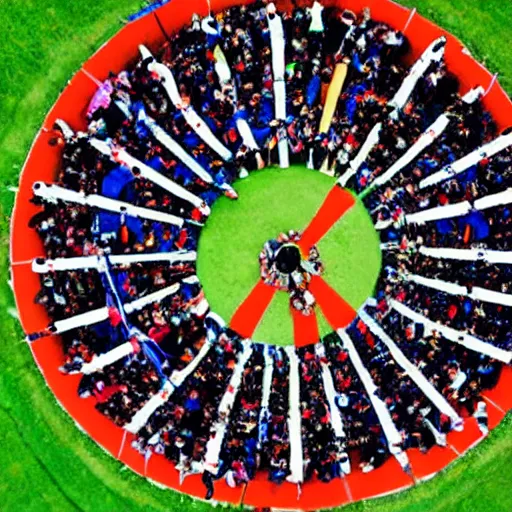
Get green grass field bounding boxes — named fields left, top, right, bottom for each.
left=0, top=1, right=511, bottom=511
left=197, top=165, right=381, bottom=345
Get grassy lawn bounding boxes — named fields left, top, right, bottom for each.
left=197, top=166, right=381, bottom=345
left=0, top=1, right=511, bottom=511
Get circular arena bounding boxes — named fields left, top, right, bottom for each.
left=7, top=0, right=512, bottom=510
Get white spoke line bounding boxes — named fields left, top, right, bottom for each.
left=342, top=37, right=447, bottom=185
left=285, top=345, right=304, bottom=484
left=359, top=308, right=462, bottom=429
left=47, top=283, right=180, bottom=336
left=31, top=251, right=196, bottom=273
left=390, top=299, right=512, bottom=364
left=203, top=340, right=253, bottom=474
left=419, top=132, right=512, bottom=189
left=371, top=86, right=483, bottom=190
left=402, top=271, right=512, bottom=307
left=337, top=329, right=410, bottom=470
left=33, top=182, right=185, bottom=227
left=139, top=45, right=233, bottom=162
left=90, top=138, right=208, bottom=213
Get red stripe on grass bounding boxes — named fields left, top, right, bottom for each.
left=292, top=307, right=320, bottom=347
left=299, top=186, right=356, bottom=251
left=309, top=276, right=356, bottom=330
left=230, top=280, right=277, bottom=338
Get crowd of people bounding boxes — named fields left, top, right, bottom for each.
left=259, top=230, right=323, bottom=314
left=24, top=0, right=511, bottom=503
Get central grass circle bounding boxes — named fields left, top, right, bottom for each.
left=197, top=165, right=382, bottom=346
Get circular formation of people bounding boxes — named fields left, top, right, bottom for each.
left=22, top=0, right=512, bottom=506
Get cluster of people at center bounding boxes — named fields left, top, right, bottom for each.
left=259, top=230, right=324, bottom=315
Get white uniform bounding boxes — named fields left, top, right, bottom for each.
left=308, top=2, right=324, bottom=33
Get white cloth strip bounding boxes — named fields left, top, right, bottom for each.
left=278, top=136, right=290, bottom=169
left=359, top=309, right=463, bottom=428
left=474, top=188, right=512, bottom=211
left=124, top=381, right=175, bottom=433
left=124, top=341, right=213, bottom=433
left=471, top=286, right=512, bottom=307
left=90, top=139, right=206, bottom=210
left=285, top=345, right=304, bottom=483
left=268, top=12, right=286, bottom=81
left=405, top=271, right=512, bottom=308
left=388, top=37, right=446, bottom=116
left=81, top=341, right=135, bottom=375
left=315, top=343, right=346, bottom=438
left=372, top=114, right=450, bottom=188
left=338, top=123, right=382, bottom=186
left=33, top=182, right=185, bottom=227
left=408, top=187, right=512, bottom=226
left=170, top=339, right=213, bottom=389
left=140, top=46, right=233, bottom=161
left=204, top=340, right=253, bottom=474
left=419, top=246, right=512, bottom=264
left=268, top=10, right=289, bottom=169
left=53, top=307, right=109, bottom=334
left=261, top=345, right=274, bottom=410
left=405, top=272, right=468, bottom=295
left=182, top=107, right=234, bottom=161
left=258, top=346, right=274, bottom=448
left=140, top=113, right=214, bottom=184
left=337, top=329, right=409, bottom=467
left=390, top=299, right=512, bottom=363
left=32, top=251, right=196, bottom=273
left=405, top=201, right=471, bottom=225
left=236, top=118, right=260, bottom=151
left=139, top=47, right=181, bottom=105
left=274, top=79, right=289, bottom=168
left=337, top=166, right=356, bottom=188
left=124, top=283, right=180, bottom=314
left=52, top=283, right=180, bottom=334
left=209, top=45, right=259, bottom=151
left=419, top=132, right=512, bottom=189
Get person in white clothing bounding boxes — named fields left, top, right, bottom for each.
left=308, top=1, right=324, bottom=33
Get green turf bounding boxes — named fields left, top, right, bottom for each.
left=0, top=1, right=511, bottom=511
left=197, top=166, right=381, bottom=346
left=254, top=291, right=295, bottom=345
left=318, top=197, right=382, bottom=312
